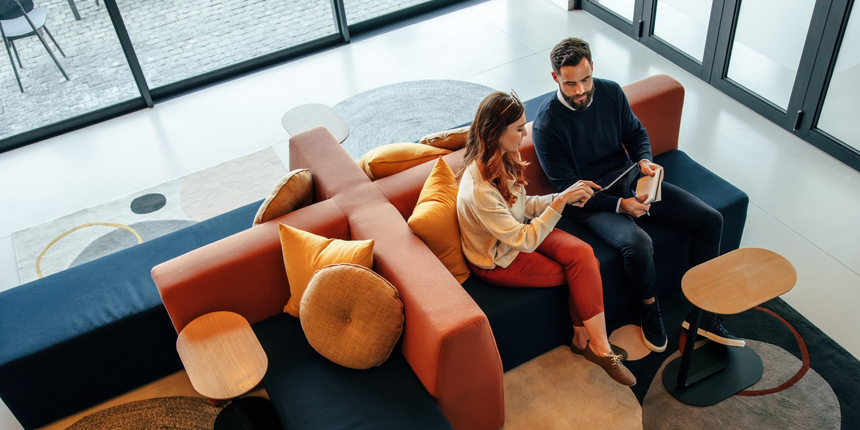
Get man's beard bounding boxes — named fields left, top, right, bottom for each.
left=563, top=86, right=595, bottom=110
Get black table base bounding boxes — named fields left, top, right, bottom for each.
left=663, top=340, right=763, bottom=406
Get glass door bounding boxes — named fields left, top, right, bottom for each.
left=639, top=0, right=724, bottom=80
left=581, top=0, right=643, bottom=38
left=798, top=0, right=860, bottom=170
left=711, top=0, right=833, bottom=129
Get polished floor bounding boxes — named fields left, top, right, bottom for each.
left=1, top=0, right=859, bottom=427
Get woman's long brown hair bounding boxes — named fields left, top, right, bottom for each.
left=457, top=91, right=528, bottom=206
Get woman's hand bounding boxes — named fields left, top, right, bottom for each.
left=550, top=180, right=600, bottom=212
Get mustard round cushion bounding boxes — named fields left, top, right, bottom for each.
left=299, top=264, right=404, bottom=369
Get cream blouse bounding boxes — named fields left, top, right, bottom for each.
left=457, top=161, right=562, bottom=269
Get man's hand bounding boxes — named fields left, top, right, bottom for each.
left=639, top=160, right=662, bottom=177
left=620, top=194, right=651, bottom=218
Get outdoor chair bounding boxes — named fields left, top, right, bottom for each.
left=0, top=0, right=67, bottom=92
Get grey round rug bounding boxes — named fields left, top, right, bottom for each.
left=333, top=80, right=496, bottom=159
left=67, top=396, right=222, bottom=429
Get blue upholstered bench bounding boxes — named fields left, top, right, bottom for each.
left=0, top=201, right=261, bottom=428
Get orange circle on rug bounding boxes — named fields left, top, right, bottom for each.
left=736, top=305, right=810, bottom=396
left=36, top=222, right=142, bottom=278
left=609, top=324, right=653, bottom=361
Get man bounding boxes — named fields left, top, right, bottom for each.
left=531, top=37, right=742, bottom=353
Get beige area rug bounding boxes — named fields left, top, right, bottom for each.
left=503, top=346, right=643, bottom=430
left=12, top=146, right=289, bottom=283
left=66, top=396, right=222, bottom=429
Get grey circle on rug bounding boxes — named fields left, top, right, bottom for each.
left=333, top=80, right=496, bottom=159
left=69, top=220, right=196, bottom=268
left=642, top=340, right=840, bottom=429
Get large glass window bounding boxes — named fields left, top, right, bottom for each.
left=115, top=0, right=338, bottom=89
left=817, top=5, right=859, bottom=150
left=725, top=0, right=815, bottom=110
left=344, top=0, right=431, bottom=24
left=652, top=0, right=712, bottom=63
left=0, top=0, right=138, bottom=140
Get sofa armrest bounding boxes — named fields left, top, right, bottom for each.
left=624, top=74, right=685, bottom=156
left=152, top=199, right=350, bottom=333
left=338, top=187, right=504, bottom=430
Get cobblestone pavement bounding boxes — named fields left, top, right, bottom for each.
left=0, top=0, right=427, bottom=139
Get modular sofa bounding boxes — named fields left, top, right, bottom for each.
left=372, top=74, right=749, bottom=370
left=0, top=73, right=747, bottom=430
left=151, top=128, right=505, bottom=429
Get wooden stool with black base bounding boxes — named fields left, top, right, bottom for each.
left=662, top=248, right=797, bottom=406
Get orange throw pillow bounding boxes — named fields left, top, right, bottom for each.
left=279, top=223, right=374, bottom=317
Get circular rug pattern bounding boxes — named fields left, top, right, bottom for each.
left=67, top=396, right=222, bottom=429
left=641, top=340, right=840, bottom=429
left=333, top=80, right=496, bottom=159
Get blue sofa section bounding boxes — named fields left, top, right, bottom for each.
left=252, top=314, right=452, bottom=429
left=0, top=201, right=261, bottom=428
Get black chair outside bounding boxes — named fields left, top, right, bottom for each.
left=0, top=0, right=68, bottom=92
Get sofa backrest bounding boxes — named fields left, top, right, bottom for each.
left=153, top=198, right=351, bottom=333
left=373, top=74, right=685, bottom=220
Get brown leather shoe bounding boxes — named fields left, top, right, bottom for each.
left=583, top=345, right=637, bottom=386
left=570, top=340, right=629, bottom=361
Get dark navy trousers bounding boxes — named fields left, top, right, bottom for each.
left=567, top=181, right=723, bottom=300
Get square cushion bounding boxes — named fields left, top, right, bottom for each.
left=300, top=264, right=404, bottom=369
left=358, top=143, right=451, bottom=180
left=279, top=223, right=374, bottom=317
left=407, top=158, right=470, bottom=283
left=253, top=169, right=313, bottom=226
left=418, top=126, right=470, bottom=151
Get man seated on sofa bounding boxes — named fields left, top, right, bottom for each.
left=531, top=37, right=743, bottom=353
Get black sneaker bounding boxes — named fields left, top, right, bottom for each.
left=640, top=301, right=667, bottom=352
left=682, top=312, right=746, bottom=347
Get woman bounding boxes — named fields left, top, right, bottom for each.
left=456, top=91, right=635, bottom=386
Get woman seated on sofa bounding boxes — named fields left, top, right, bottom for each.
left=456, top=90, right=635, bottom=386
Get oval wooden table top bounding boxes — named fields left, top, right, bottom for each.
left=176, top=311, right=268, bottom=400
left=682, top=248, right=797, bottom=315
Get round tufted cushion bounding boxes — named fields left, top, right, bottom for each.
left=299, top=264, right=404, bottom=369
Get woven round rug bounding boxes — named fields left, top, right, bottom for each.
left=66, top=396, right=222, bottom=429
left=332, top=80, right=496, bottom=159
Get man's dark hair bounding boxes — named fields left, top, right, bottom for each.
left=550, top=38, right=592, bottom=73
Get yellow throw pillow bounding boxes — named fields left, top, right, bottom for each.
left=300, top=264, right=404, bottom=369
left=418, top=126, right=470, bottom=151
left=279, top=223, right=374, bottom=317
left=407, top=158, right=470, bottom=283
left=357, top=143, right=451, bottom=180
left=253, top=169, right=313, bottom=226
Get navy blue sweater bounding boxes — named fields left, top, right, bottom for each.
left=532, top=78, right=653, bottom=213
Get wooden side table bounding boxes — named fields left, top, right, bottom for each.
left=281, top=103, right=350, bottom=143
left=176, top=311, right=268, bottom=402
left=662, top=248, right=797, bottom=406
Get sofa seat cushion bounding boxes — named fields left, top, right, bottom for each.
left=0, top=200, right=262, bottom=429
left=252, top=313, right=452, bottom=430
